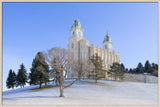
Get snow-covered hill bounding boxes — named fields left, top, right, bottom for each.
left=3, top=80, right=158, bottom=105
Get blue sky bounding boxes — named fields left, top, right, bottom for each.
left=2, top=2, right=158, bottom=90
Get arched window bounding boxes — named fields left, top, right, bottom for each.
left=71, top=43, right=74, bottom=48
left=106, top=36, right=109, bottom=41
left=72, top=31, right=75, bottom=36
left=105, top=45, right=107, bottom=49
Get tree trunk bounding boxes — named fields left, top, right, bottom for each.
left=59, top=71, right=64, bottom=97
left=40, top=81, right=42, bottom=88
left=56, top=78, right=58, bottom=86
left=60, top=85, right=64, bottom=97
left=115, top=74, right=117, bottom=81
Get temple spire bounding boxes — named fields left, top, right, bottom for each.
left=70, top=19, right=83, bottom=38
left=102, top=32, right=113, bottom=51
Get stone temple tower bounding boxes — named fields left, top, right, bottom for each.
left=67, top=19, right=84, bottom=78
left=70, top=19, right=83, bottom=39
left=102, top=32, right=113, bottom=51
left=68, top=19, right=84, bottom=61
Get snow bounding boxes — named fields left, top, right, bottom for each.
left=3, top=80, right=158, bottom=105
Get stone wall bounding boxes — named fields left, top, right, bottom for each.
left=123, top=73, right=158, bottom=83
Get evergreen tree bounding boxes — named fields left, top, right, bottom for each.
left=16, top=63, right=28, bottom=88
left=132, top=68, right=137, bottom=74
left=29, top=59, right=39, bottom=85
left=144, top=60, right=153, bottom=74
left=89, top=53, right=107, bottom=82
left=12, top=71, right=17, bottom=88
left=129, top=68, right=132, bottom=73
left=29, top=52, right=49, bottom=88
left=6, top=69, right=17, bottom=89
left=151, top=63, right=158, bottom=76
left=136, top=62, right=144, bottom=74
left=109, top=62, right=124, bottom=80
left=151, top=63, right=158, bottom=71
left=121, top=63, right=125, bottom=72
left=125, top=68, right=129, bottom=73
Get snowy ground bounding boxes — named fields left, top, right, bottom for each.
left=3, top=80, right=158, bottom=105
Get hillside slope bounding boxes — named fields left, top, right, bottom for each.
left=3, top=80, right=158, bottom=105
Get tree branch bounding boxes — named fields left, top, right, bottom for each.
left=64, top=77, right=80, bottom=89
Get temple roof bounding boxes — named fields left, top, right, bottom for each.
left=71, top=19, right=81, bottom=29
left=103, top=32, right=112, bottom=43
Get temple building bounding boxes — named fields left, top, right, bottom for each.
left=67, top=19, right=120, bottom=78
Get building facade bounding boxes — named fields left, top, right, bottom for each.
left=67, top=19, right=120, bottom=78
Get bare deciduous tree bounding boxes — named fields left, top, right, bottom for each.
left=42, top=47, right=94, bottom=97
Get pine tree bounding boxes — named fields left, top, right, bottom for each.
left=89, top=53, right=107, bottom=82
left=151, top=63, right=158, bottom=76
left=121, top=63, right=125, bottom=72
left=144, top=60, right=153, bottom=74
left=136, top=62, right=144, bottom=74
left=29, top=52, right=49, bottom=88
left=109, top=62, right=124, bottom=80
left=29, top=59, right=38, bottom=85
left=6, top=69, right=17, bottom=89
left=129, top=68, right=132, bottom=73
left=125, top=68, right=129, bottom=73
left=132, top=68, right=137, bottom=74
left=16, top=63, right=28, bottom=88
left=151, top=63, right=158, bottom=71
left=12, top=71, right=17, bottom=88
